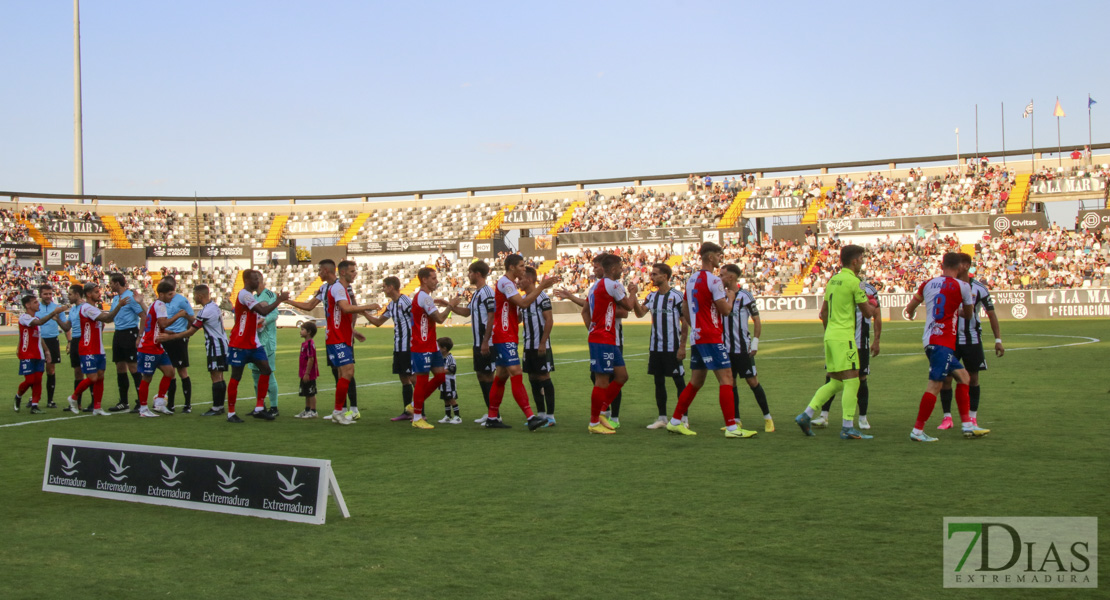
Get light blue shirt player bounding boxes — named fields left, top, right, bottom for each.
left=36, top=301, right=61, bottom=339
left=68, top=305, right=83, bottom=341
left=165, top=293, right=196, bottom=333
left=111, top=289, right=144, bottom=330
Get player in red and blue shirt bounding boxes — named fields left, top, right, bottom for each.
left=667, top=242, right=750, bottom=438
left=406, top=266, right=461, bottom=429
left=224, top=269, right=288, bottom=423
left=583, top=253, right=637, bottom=434
left=482, top=254, right=556, bottom=431
left=15, top=294, right=68, bottom=414
left=134, top=281, right=187, bottom=417
left=904, top=252, right=989, bottom=441
left=67, top=283, right=131, bottom=415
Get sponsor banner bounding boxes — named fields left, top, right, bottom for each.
left=943, top=517, right=1096, bottom=588
left=504, top=210, right=557, bottom=224
left=146, top=246, right=251, bottom=259
left=755, top=295, right=817, bottom=313
left=884, top=288, right=1110, bottom=320
left=44, top=219, right=106, bottom=235
left=44, top=247, right=85, bottom=269
left=1030, top=176, right=1107, bottom=196
left=702, top=230, right=720, bottom=244
left=286, top=220, right=339, bottom=235
left=42, top=438, right=349, bottom=525
left=458, top=241, right=474, bottom=259
left=560, top=227, right=701, bottom=246
left=252, top=249, right=270, bottom=265
left=990, top=212, right=1049, bottom=234
left=745, top=195, right=807, bottom=211
left=1079, top=209, right=1110, bottom=231
left=0, top=242, right=43, bottom=259
left=474, top=241, right=494, bottom=258
left=201, top=245, right=250, bottom=258
left=347, top=239, right=459, bottom=254
left=820, top=213, right=986, bottom=235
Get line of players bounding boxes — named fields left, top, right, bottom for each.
left=13, top=244, right=1004, bottom=439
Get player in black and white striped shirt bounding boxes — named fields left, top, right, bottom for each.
left=719, top=264, right=771, bottom=434
left=519, top=266, right=556, bottom=426
left=445, top=260, right=497, bottom=423
left=154, top=285, right=230, bottom=416
left=631, top=262, right=689, bottom=429
left=366, top=276, right=415, bottom=421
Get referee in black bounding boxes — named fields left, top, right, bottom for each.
left=632, top=262, right=689, bottom=429
left=445, top=260, right=496, bottom=423
left=107, top=273, right=146, bottom=413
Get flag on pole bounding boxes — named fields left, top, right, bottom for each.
left=1090, top=95, right=1097, bottom=108
left=1054, top=99, right=1066, bottom=118
left=1023, top=101, right=1034, bottom=118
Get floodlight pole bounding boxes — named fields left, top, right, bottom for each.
left=73, top=0, right=85, bottom=202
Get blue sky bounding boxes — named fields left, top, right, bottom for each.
left=2, top=0, right=1108, bottom=198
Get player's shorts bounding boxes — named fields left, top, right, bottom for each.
left=955, top=342, right=988, bottom=373
left=392, top=351, right=412, bottom=375
left=690, top=343, right=731, bottom=372
left=522, top=348, right=555, bottom=374
left=589, top=342, right=624, bottom=374
left=137, top=351, right=172, bottom=376
left=79, top=353, right=107, bottom=375
left=161, top=337, right=190, bottom=368
left=207, top=352, right=229, bottom=373
left=823, top=339, right=860, bottom=374
left=69, top=339, right=81, bottom=368
left=111, top=327, right=139, bottom=363
left=472, top=346, right=496, bottom=373
left=42, top=337, right=61, bottom=365
left=326, top=343, right=355, bottom=367
left=493, top=342, right=520, bottom=368
left=411, top=351, right=446, bottom=374
left=729, top=352, right=757, bottom=379
left=229, top=346, right=268, bottom=368
left=647, top=350, right=685, bottom=377
left=298, top=379, right=317, bottom=397
left=440, top=389, right=458, bottom=401
left=924, top=345, right=964, bottom=382
left=19, top=359, right=45, bottom=376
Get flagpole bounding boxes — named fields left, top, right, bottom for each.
left=1056, top=96, right=1062, bottom=167
left=1031, top=99, right=1035, bottom=171
left=1089, top=94, right=1093, bottom=157
left=975, top=104, right=979, bottom=161
left=1001, top=101, right=1006, bottom=167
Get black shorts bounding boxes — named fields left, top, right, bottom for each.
left=42, top=337, right=62, bottom=365
left=161, top=337, right=190, bottom=368
left=392, top=351, right=412, bottom=375
left=440, top=389, right=458, bottom=401
left=730, top=352, right=757, bottom=379
left=522, top=348, right=555, bottom=374
left=111, top=327, right=139, bottom=363
left=647, top=350, right=685, bottom=377
left=473, top=346, right=495, bottom=373
left=207, top=353, right=229, bottom=373
left=299, top=379, right=317, bottom=397
left=955, top=342, right=988, bottom=373
left=69, top=339, right=82, bottom=369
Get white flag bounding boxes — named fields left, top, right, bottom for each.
left=1022, top=101, right=1034, bottom=119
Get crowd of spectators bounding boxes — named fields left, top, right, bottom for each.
left=558, top=187, right=733, bottom=232
left=818, top=165, right=1015, bottom=221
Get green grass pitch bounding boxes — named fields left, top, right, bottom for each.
left=2, top=318, right=1107, bottom=599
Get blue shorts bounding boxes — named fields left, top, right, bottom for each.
left=229, top=346, right=268, bottom=368
left=411, top=351, right=445, bottom=375
left=79, top=354, right=107, bottom=375
left=589, top=343, right=624, bottom=374
left=19, top=359, right=45, bottom=376
left=137, top=352, right=172, bottom=376
left=326, top=343, right=355, bottom=367
left=925, top=345, right=964, bottom=382
left=690, top=343, right=732, bottom=371
left=494, top=342, right=520, bottom=368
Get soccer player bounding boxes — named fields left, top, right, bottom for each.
left=247, top=273, right=280, bottom=416
left=482, top=255, right=554, bottom=431
left=444, top=260, right=497, bottom=423
left=365, top=276, right=415, bottom=421
left=408, top=267, right=462, bottom=429
left=719, top=263, right=773, bottom=433
left=225, top=269, right=289, bottom=423
left=68, top=283, right=132, bottom=416
left=937, top=253, right=1004, bottom=429
left=794, top=245, right=877, bottom=440
left=136, top=281, right=185, bottom=417
left=35, top=285, right=65, bottom=408
left=518, top=265, right=556, bottom=426
left=155, top=285, right=231, bottom=416
left=631, top=262, right=690, bottom=430
left=14, top=295, right=68, bottom=414
left=581, top=253, right=636, bottom=434
left=107, top=273, right=146, bottom=413
left=811, top=277, right=881, bottom=430
left=60, top=284, right=87, bottom=412
left=159, top=275, right=196, bottom=413
left=902, top=252, right=991, bottom=442
left=667, top=242, right=751, bottom=438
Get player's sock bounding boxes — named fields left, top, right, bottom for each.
left=453, top=404, right=460, bottom=417
left=411, top=376, right=424, bottom=414
left=428, top=372, right=445, bottom=398
left=92, top=379, right=104, bottom=410
left=671, top=384, right=697, bottom=424
left=335, top=377, right=350, bottom=413
left=117, top=372, right=130, bottom=406
left=181, top=376, right=192, bottom=408
left=751, top=383, right=770, bottom=417
left=212, top=380, right=226, bottom=408
left=138, top=380, right=150, bottom=407
left=530, top=379, right=545, bottom=414
left=73, top=378, right=84, bottom=402
left=31, top=373, right=42, bottom=404
left=732, top=382, right=741, bottom=420
left=509, top=374, right=534, bottom=418
left=719, top=384, right=736, bottom=427
left=857, top=379, right=869, bottom=416
left=46, top=373, right=56, bottom=404
left=940, top=388, right=953, bottom=415
left=72, top=377, right=94, bottom=398
left=444, top=404, right=452, bottom=418
left=227, top=379, right=239, bottom=414
left=841, top=377, right=860, bottom=422
left=807, top=379, right=844, bottom=412
left=18, top=376, right=33, bottom=397
left=346, top=377, right=356, bottom=408
left=955, top=383, right=971, bottom=426
left=653, top=373, right=668, bottom=416
left=914, top=392, right=937, bottom=430
left=255, top=374, right=270, bottom=410
left=130, top=371, right=142, bottom=403
left=479, top=379, right=492, bottom=409
left=969, top=384, right=981, bottom=415
left=157, top=375, right=172, bottom=399
left=590, top=386, right=606, bottom=425
left=488, top=376, right=505, bottom=419
left=401, top=383, right=413, bottom=412
left=167, top=378, right=177, bottom=408
left=542, top=379, right=554, bottom=416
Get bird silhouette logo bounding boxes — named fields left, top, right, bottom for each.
left=216, top=462, right=241, bottom=493
left=108, top=453, right=129, bottom=482
left=59, top=449, right=81, bottom=476
left=276, top=468, right=304, bottom=500
left=160, top=457, right=185, bottom=487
